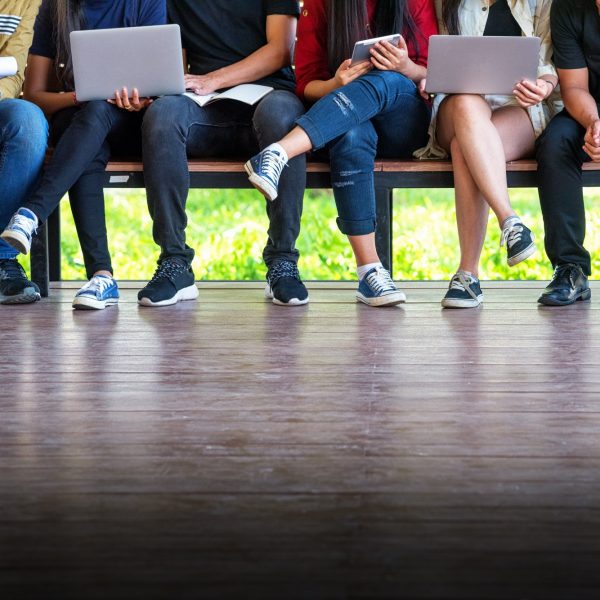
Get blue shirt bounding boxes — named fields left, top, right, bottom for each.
left=30, top=0, right=167, bottom=59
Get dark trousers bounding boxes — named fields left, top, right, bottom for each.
left=25, top=101, right=143, bottom=279
left=536, top=109, right=593, bottom=275
left=141, top=90, right=306, bottom=267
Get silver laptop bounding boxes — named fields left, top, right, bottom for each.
left=70, top=24, right=185, bottom=102
left=426, top=35, right=540, bottom=95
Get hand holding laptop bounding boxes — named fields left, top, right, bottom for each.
left=108, top=87, right=153, bottom=112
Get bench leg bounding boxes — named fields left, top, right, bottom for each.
left=30, top=221, right=49, bottom=298
left=375, top=187, right=393, bottom=275
left=47, top=209, right=61, bottom=283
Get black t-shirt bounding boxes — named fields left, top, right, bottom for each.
left=551, top=0, right=600, bottom=102
left=167, top=0, right=300, bottom=92
left=483, top=0, right=521, bottom=37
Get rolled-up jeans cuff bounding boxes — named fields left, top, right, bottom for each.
left=295, top=115, right=326, bottom=150
left=336, top=217, right=376, bottom=236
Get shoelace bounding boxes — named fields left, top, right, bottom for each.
left=10, top=212, right=37, bottom=237
left=0, top=259, right=27, bottom=281
left=149, top=258, right=188, bottom=284
left=262, top=150, right=287, bottom=183
left=365, top=267, right=395, bottom=293
left=80, top=275, right=114, bottom=295
left=268, top=260, right=300, bottom=285
left=449, top=271, right=479, bottom=300
left=500, top=221, right=524, bottom=249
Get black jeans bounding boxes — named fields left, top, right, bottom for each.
left=25, top=101, right=143, bottom=279
left=141, top=90, right=306, bottom=267
left=536, top=109, right=593, bottom=275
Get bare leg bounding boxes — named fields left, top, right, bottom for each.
left=348, top=233, right=380, bottom=267
left=437, top=96, right=536, bottom=275
left=278, top=127, right=313, bottom=159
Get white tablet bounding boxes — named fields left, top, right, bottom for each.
left=70, top=24, right=186, bottom=102
left=426, top=35, right=540, bottom=95
left=351, top=34, right=402, bottom=66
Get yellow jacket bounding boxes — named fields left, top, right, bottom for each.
left=0, top=0, right=41, bottom=99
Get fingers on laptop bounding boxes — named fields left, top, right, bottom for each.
left=108, top=87, right=152, bottom=111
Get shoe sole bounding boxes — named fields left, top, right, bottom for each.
left=0, top=289, right=41, bottom=305
left=507, top=242, right=536, bottom=267
left=264, top=284, right=309, bottom=306
left=73, top=297, right=119, bottom=310
left=138, top=284, right=199, bottom=307
left=356, top=291, right=406, bottom=307
left=0, top=230, right=30, bottom=255
left=538, top=288, right=592, bottom=306
left=441, top=295, right=484, bottom=309
left=244, top=162, right=278, bottom=202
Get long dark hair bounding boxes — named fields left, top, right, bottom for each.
left=326, top=0, right=421, bottom=74
left=54, top=0, right=86, bottom=90
left=442, top=0, right=462, bottom=35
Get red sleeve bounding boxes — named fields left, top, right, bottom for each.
left=295, top=0, right=330, bottom=101
left=406, top=0, right=438, bottom=67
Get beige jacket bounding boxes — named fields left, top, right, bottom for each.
left=415, top=0, right=562, bottom=159
left=0, top=0, right=41, bottom=99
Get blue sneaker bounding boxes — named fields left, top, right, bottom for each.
left=244, top=145, right=288, bottom=201
left=356, top=266, right=406, bottom=307
left=441, top=271, right=483, bottom=308
left=0, top=208, right=38, bottom=255
left=72, top=275, right=119, bottom=310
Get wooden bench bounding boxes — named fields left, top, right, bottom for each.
left=29, top=158, right=600, bottom=297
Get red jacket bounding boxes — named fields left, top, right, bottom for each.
left=295, top=0, right=438, bottom=101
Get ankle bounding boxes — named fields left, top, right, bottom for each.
left=357, top=262, right=382, bottom=280
left=500, top=214, right=520, bottom=229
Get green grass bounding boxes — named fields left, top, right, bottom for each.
left=58, top=187, right=600, bottom=281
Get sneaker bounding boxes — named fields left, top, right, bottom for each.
left=138, top=257, right=199, bottom=307
left=244, top=146, right=288, bottom=202
left=356, top=266, right=406, bottom=307
left=0, top=208, right=38, bottom=255
left=441, top=271, right=483, bottom=308
left=265, top=260, right=309, bottom=306
left=0, top=258, right=41, bottom=304
left=72, top=274, right=119, bottom=310
left=501, top=218, right=536, bottom=267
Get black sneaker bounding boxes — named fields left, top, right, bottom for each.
left=138, top=257, right=199, bottom=307
left=501, top=218, right=536, bottom=267
left=538, top=263, right=591, bottom=306
left=0, top=258, right=41, bottom=304
left=441, top=271, right=483, bottom=309
left=265, top=260, right=309, bottom=306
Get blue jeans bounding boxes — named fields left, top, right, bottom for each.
left=142, top=90, right=306, bottom=267
left=0, top=99, right=48, bottom=259
left=297, top=70, right=431, bottom=236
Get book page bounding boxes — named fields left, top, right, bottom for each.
left=0, top=57, right=18, bottom=78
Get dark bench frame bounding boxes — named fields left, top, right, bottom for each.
left=29, top=159, right=600, bottom=297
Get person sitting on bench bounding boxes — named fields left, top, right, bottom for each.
left=0, top=0, right=47, bottom=305
left=535, top=0, right=600, bottom=306
left=137, top=0, right=308, bottom=307
left=245, top=0, right=437, bottom=307
left=1, top=0, right=166, bottom=310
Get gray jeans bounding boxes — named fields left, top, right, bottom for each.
left=141, top=90, right=306, bottom=267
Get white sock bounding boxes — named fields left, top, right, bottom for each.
left=357, top=262, right=382, bottom=280
left=266, top=143, right=288, bottom=164
left=501, top=215, right=520, bottom=230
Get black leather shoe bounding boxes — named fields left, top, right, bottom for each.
left=538, top=263, right=591, bottom=306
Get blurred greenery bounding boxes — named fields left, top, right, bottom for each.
left=58, top=187, right=600, bottom=281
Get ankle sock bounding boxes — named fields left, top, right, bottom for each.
left=265, top=143, right=288, bottom=164
left=501, top=215, right=521, bottom=230
left=357, top=262, right=382, bottom=280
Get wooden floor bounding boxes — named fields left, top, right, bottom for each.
left=1, top=282, right=600, bottom=600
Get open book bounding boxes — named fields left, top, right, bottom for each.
left=0, top=57, right=17, bottom=78
left=183, top=83, right=273, bottom=108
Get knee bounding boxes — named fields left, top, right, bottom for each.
left=536, top=117, right=584, bottom=165
left=330, top=123, right=378, bottom=158
left=74, top=100, right=118, bottom=129
left=253, top=91, right=305, bottom=135
left=142, top=96, right=189, bottom=142
left=445, top=94, right=489, bottom=122
left=0, top=99, right=48, bottom=146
